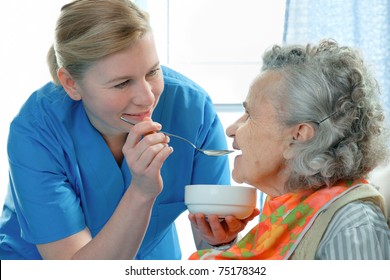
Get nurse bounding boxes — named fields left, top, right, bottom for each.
left=0, top=0, right=256, bottom=259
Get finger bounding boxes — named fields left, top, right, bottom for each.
left=125, top=120, right=162, bottom=148
left=242, top=208, right=261, bottom=224
left=124, top=132, right=169, bottom=164
left=224, top=216, right=245, bottom=233
left=188, top=213, right=199, bottom=229
left=143, top=144, right=173, bottom=172
left=194, top=213, right=213, bottom=237
left=207, top=215, right=228, bottom=240
left=129, top=143, right=167, bottom=173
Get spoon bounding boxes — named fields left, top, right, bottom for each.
left=120, top=116, right=234, bottom=156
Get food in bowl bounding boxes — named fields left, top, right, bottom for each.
left=185, top=184, right=257, bottom=219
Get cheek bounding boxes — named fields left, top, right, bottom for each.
left=235, top=125, right=269, bottom=174
left=101, top=96, right=128, bottom=113
left=241, top=146, right=260, bottom=173
left=153, top=77, right=164, bottom=99
left=81, top=93, right=117, bottom=116
left=233, top=130, right=257, bottom=172
left=232, top=148, right=259, bottom=185
left=236, top=126, right=256, bottom=154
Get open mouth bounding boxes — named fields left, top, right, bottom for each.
left=232, top=145, right=242, bottom=156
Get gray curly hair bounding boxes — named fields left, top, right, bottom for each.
left=261, top=39, right=389, bottom=191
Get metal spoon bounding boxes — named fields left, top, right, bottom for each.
left=120, top=116, right=234, bottom=156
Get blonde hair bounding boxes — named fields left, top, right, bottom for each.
left=47, top=0, right=151, bottom=84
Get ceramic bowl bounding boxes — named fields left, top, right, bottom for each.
left=184, top=184, right=257, bottom=219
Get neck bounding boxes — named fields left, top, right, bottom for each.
left=257, top=169, right=290, bottom=197
left=102, top=133, right=127, bottom=166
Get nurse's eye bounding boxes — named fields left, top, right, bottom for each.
left=114, top=80, right=133, bottom=89
left=147, top=68, right=161, bottom=77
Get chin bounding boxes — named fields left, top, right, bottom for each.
left=232, top=169, right=244, bottom=184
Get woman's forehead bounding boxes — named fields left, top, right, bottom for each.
left=244, top=72, right=286, bottom=119
left=246, top=74, right=270, bottom=103
left=248, top=71, right=283, bottom=101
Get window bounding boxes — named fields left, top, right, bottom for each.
left=135, top=0, right=285, bottom=258
left=137, top=0, right=285, bottom=105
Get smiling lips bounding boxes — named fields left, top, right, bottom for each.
left=122, top=110, right=152, bottom=122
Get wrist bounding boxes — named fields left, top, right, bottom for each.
left=209, top=237, right=237, bottom=251
left=128, top=182, right=160, bottom=200
left=125, top=184, right=158, bottom=207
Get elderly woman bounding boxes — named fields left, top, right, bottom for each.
left=189, top=39, right=390, bottom=260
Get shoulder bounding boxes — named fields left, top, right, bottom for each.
left=15, top=82, right=74, bottom=120
left=155, top=66, right=216, bottom=124
left=8, top=82, right=81, bottom=153
left=316, top=201, right=390, bottom=259
left=325, top=200, right=388, bottom=232
left=25, top=82, right=69, bottom=106
left=161, top=66, right=210, bottom=98
left=12, top=82, right=78, bottom=126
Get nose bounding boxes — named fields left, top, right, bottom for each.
left=133, top=79, right=155, bottom=107
left=225, top=114, right=246, bottom=139
left=225, top=119, right=239, bottom=139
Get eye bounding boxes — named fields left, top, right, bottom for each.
left=244, top=109, right=251, bottom=119
left=147, top=68, right=161, bottom=77
left=242, top=102, right=251, bottom=119
left=114, top=80, right=132, bottom=89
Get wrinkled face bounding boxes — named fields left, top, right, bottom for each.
left=70, top=33, right=164, bottom=137
left=226, top=71, right=295, bottom=195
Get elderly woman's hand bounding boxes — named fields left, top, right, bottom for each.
left=188, top=209, right=260, bottom=247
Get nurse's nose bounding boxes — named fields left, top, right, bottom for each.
left=133, top=80, right=155, bottom=107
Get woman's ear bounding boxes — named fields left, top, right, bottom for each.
left=294, top=123, right=315, bottom=142
left=57, top=67, right=82, bottom=101
left=283, top=123, right=315, bottom=159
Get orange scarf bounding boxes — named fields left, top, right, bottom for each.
left=189, top=179, right=367, bottom=260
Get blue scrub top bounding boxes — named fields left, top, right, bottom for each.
left=0, top=66, right=230, bottom=259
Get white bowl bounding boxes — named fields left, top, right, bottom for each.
left=185, top=185, right=257, bottom=219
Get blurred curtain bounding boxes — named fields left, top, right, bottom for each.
left=283, top=0, right=390, bottom=116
